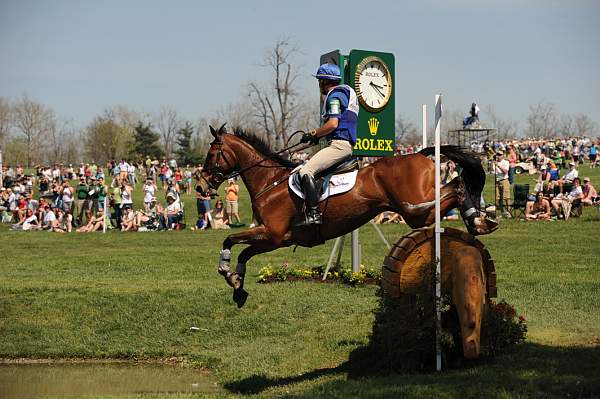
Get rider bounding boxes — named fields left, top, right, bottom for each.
left=463, top=102, right=480, bottom=128
left=297, top=63, right=359, bottom=226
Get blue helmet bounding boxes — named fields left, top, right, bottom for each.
left=313, top=63, right=341, bottom=81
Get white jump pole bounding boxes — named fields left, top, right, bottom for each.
left=434, top=94, right=443, bottom=372
left=422, top=104, right=427, bottom=149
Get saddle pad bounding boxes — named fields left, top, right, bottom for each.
left=288, top=170, right=359, bottom=202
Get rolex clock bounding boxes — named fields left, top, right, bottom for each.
left=348, top=49, right=395, bottom=157
left=354, top=56, right=392, bottom=112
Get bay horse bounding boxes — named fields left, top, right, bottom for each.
left=198, top=124, right=498, bottom=307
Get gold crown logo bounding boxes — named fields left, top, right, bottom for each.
left=368, top=117, right=379, bottom=136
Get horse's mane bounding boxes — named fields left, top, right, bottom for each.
left=231, top=127, right=300, bottom=168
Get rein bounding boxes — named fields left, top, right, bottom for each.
left=206, top=131, right=313, bottom=191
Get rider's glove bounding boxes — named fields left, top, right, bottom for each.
left=301, top=133, right=314, bottom=144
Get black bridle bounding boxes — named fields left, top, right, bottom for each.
left=201, top=131, right=311, bottom=192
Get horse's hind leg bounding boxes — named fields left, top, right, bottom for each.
left=218, top=225, right=281, bottom=308
left=219, top=225, right=270, bottom=286
left=231, top=242, right=284, bottom=308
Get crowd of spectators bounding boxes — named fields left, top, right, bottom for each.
left=1, top=156, right=243, bottom=233
left=488, top=136, right=599, bottom=220
left=2, top=135, right=597, bottom=230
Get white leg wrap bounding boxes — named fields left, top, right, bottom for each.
left=219, top=249, right=231, bottom=273
left=464, top=207, right=477, bottom=218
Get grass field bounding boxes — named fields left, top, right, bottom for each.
left=1, top=164, right=599, bottom=398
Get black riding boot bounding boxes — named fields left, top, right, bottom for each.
left=299, top=174, right=322, bottom=226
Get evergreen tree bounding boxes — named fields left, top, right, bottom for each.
left=175, top=122, right=201, bottom=166
left=130, top=122, right=163, bottom=159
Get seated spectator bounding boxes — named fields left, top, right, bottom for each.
left=558, top=161, right=578, bottom=192
left=42, top=206, right=58, bottom=230
left=0, top=187, right=9, bottom=222
left=525, top=192, right=551, bottom=220
left=121, top=207, right=137, bottom=231
left=160, top=192, right=182, bottom=230
left=6, top=188, right=17, bottom=218
left=534, top=165, right=550, bottom=194
left=15, top=195, right=29, bottom=223
left=54, top=208, right=73, bottom=233
left=12, top=209, right=41, bottom=231
left=76, top=210, right=105, bottom=233
left=581, top=177, right=598, bottom=206
left=547, top=162, right=560, bottom=193
left=211, top=200, right=230, bottom=229
left=551, top=177, right=584, bottom=217
left=134, top=197, right=163, bottom=229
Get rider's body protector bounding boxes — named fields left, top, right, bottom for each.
left=321, top=84, right=359, bottom=145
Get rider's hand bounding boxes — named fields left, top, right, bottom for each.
left=301, top=133, right=314, bottom=144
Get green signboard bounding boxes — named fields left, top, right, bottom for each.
left=319, top=49, right=395, bottom=157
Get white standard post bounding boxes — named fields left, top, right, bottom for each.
left=351, top=229, right=360, bottom=273
left=103, top=197, right=107, bottom=233
left=0, top=147, right=3, bottom=188
left=422, top=104, right=427, bottom=149
left=434, top=94, right=443, bottom=372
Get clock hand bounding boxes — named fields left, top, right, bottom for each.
left=370, top=81, right=385, bottom=89
left=370, top=84, right=385, bottom=98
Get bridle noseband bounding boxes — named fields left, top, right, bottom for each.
left=202, top=140, right=234, bottom=191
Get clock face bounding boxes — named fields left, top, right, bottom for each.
left=354, top=56, right=392, bottom=112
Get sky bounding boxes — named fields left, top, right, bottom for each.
left=1, top=0, right=599, bottom=133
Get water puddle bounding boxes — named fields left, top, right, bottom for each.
left=0, top=362, right=221, bottom=398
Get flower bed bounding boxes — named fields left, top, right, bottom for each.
left=256, top=264, right=381, bottom=286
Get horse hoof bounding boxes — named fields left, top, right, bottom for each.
left=233, top=289, right=249, bottom=308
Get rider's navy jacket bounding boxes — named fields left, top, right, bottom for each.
left=321, top=84, right=359, bottom=145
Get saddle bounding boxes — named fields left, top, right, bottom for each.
left=289, top=157, right=359, bottom=202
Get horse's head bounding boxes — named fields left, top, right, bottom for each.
left=198, top=123, right=236, bottom=197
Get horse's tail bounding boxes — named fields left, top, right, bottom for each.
left=419, top=145, right=485, bottom=204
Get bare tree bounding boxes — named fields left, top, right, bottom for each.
left=527, top=102, right=558, bottom=138
left=485, top=105, right=518, bottom=140
left=215, top=99, right=260, bottom=133
left=395, top=115, right=420, bottom=145
left=155, top=107, right=181, bottom=158
left=248, top=39, right=302, bottom=149
left=47, top=119, right=78, bottom=164
left=558, top=113, right=574, bottom=137
left=573, top=113, right=597, bottom=137
left=0, top=97, right=12, bottom=148
left=12, top=94, right=56, bottom=167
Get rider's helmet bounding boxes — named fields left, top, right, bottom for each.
left=313, top=63, right=341, bottom=81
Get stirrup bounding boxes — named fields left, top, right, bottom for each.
left=305, top=209, right=322, bottom=226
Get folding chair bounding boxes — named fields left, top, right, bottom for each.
left=511, top=184, right=530, bottom=219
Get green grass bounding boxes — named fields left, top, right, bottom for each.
left=0, top=165, right=599, bottom=398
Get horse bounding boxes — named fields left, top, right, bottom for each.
left=197, top=124, right=498, bottom=307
